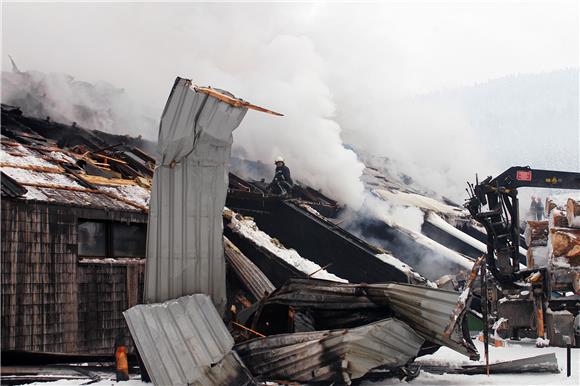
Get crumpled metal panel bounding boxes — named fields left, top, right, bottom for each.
left=243, top=278, right=477, bottom=359
left=377, top=282, right=479, bottom=360
left=224, top=236, right=275, bottom=300
left=145, top=77, right=248, bottom=311
left=234, top=318, right=424, bottom=383
left=124, top=294, right=256, bottom=386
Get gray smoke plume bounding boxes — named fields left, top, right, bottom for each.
left=2, top=2, right=576, bottom=207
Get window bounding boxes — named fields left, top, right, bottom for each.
left=78, top=220, right=147, bottom=258
left=112, top=223, right=147, bottom=258
left=78, top=221, right=107, bottom=257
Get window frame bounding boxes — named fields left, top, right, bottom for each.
left=77, top=219, right=147, bottom=259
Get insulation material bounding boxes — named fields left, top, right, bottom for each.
left=145, top=78, right=248, bottom=311
left=234, top=318, right=424, bottom=384
left=124, top=294, right=256, bottom=386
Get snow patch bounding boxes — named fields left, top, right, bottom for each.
left=1, top=143, right=57, bottom=169
left=2, top=167, right=83, bottom=189
left=427, top=212, right=488, bottom=253
left=47, top=150, right=77, bottom=164
left=373, top=188, right=463, bottom=216
left=228, top=213, right=347, bottom=282
left=99, top=184, right=150, bottom=208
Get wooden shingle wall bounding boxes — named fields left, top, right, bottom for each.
left=1, top=199, right=145, bottom=354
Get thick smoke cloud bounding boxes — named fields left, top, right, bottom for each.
left=2, top=2, right=577, bottom=206
left=2, top=69, right=157, bottom=137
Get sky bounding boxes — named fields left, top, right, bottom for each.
left=2, top=1, right=578, bottom=106
left=1, top=1, right=578, bottom=206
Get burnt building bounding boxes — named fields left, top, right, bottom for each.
left=1, top=103, right=485, bottom=358
left=1, top=104, right=152, bottom=355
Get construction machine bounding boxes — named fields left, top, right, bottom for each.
left=466, top=166, right=580, bottom=346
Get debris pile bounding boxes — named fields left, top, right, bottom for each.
left=3, top=77, right=571, bottom=384
left=119, top=77, right=482, bottom=385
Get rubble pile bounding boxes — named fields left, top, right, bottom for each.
left=4, top=77, right=574, bottom=385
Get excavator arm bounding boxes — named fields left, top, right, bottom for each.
left=466, top=166, right=580, bottom=285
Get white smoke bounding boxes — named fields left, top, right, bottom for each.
left=2, top=2, right=576, bottom=207
left=1, top=70, right=157, bottom=137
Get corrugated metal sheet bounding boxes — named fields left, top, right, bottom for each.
left=244, top=278, right=478, bottom=359
left=224, top=236, right=275, bottom=300
left=234, top=318, right=424, bottom=383
left=144, top=77, right=248, bottom=311
left=124, top=294, right=256, bottom=386
left=377, top=282, right=479, bottom=360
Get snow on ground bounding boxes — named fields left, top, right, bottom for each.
left=363, top=338, right=579, bottom=385
left=227, top=211, right=347, bottom=282
left=20, top=339, right=578, bottom=386
left=20, top=378, right=148, bottom=386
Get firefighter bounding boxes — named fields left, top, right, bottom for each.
left=269, top=156, right=293, bottom=195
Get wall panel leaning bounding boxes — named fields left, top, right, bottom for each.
left=144, top=77, right=248, bottom=312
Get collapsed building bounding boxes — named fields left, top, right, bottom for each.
left=2, top=76, right=577, bottom=384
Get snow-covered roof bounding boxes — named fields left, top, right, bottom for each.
left=1, top=138, right=151, bottom=212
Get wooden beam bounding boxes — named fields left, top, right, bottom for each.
left=194, top=85, right=284, bottom=116
left=0, top=162, right=64, bottom=173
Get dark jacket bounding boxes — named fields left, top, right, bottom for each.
left=274, top=165, right=293, bottom=186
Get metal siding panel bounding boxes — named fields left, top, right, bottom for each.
left=224, top=237, right=275, bottom=300
left=123, top=294, right=241, bottom=386
left=380, top=282, right=478, bottom=359
left=234, top=318, right=424, bottom=383
left=145, top=78, right=248, bottom=312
